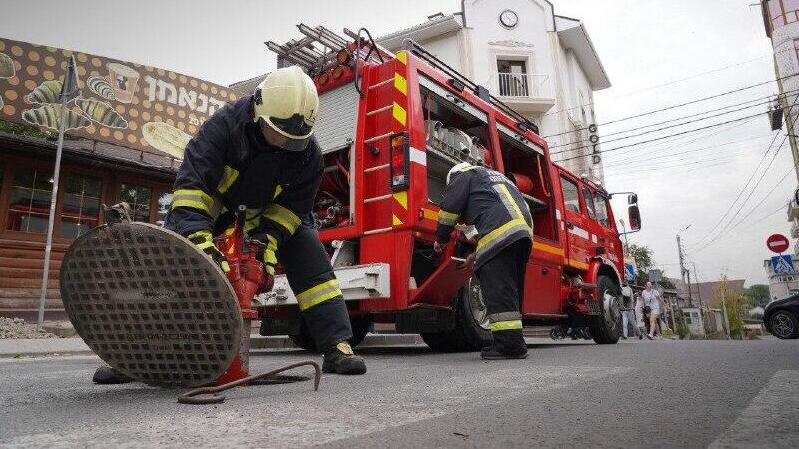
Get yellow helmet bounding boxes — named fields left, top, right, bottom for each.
left=253, top=66, right=318, bottom=152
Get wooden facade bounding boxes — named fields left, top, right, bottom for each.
left=0, top=132, right=176, bottom=314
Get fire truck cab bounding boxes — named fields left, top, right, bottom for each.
left=257, top=25, right=642, bottom=350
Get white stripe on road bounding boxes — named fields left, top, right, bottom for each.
left=708, top=370, right=799, bottom=449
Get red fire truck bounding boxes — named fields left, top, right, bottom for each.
left=256, top=25, right=642, bottom=350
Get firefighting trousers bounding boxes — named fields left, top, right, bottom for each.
left=475, top=238, right=531, bottom=354
left=278, top=224, right=353, bottom=352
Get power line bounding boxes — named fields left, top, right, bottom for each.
left=550, top=88, right=798, bottom=149
left=602, top=146, right=756, bottom=175
left=550, top=96, right=776, bottom=151
left=543, top=74, right=792, bottom=138
left=688, top=136, right=791, bottom=255
left=729, top=157, right=799, bottom=229
left=686, top=133, right=786, bottom=251
left=557, top=110, right=770, bottom=162
left=685, top=88, right=798, bottom=252
left=601, top=133, right=772, bottom=169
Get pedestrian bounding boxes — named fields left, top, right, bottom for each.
left=635, top=293, right=646, bottom=339
left=433, top=162, right=534, bottom=359
left=620, top=292, right=638, bottom=339
left=93, top=66, right=366, bottom=384
left=641, top=282, right=663, bottom=339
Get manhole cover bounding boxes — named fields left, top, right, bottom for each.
left=60, top=222, right=241, bottom=387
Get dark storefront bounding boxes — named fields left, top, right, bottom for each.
left=0, top=37, right=241, bottom=315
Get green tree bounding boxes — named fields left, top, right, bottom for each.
left=659, top=277, right=676, bottom=290
left=626, top=243, right=653, bottom=286
left=714, top=277, right=745, bottom=339
left=745, top=284, right=770, bottom=307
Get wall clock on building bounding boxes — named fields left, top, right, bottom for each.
left=499, top=9, right=519, bottom=29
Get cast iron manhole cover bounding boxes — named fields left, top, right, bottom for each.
left=60, top=222, right=241, bottom=387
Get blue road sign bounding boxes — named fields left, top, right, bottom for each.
left=771, top=255, right=795, bottom=274
left=624, top=263, right=637, bottom=281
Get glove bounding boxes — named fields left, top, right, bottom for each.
left=187, top=230, right=230, bottom=273
left=253, top=233, right=278, bottom=277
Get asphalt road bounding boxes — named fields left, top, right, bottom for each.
left=0, top=338, right=797, bottom=449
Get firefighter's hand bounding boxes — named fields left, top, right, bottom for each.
left=187, top=230, right=230, bottom=273
left=252, top=234, right=278, bottom=277
left=433, top=241, right=443, bottom=253
left=456, top=253, right=476, bottom=272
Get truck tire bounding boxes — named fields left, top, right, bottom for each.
left=589, top=275, right=621, bottom=344
left=289, top=316, right=372, bottom=352
left=420, top=277, right=493, bottom=352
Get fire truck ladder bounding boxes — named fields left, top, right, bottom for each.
left=265, top=24, right=390, bottom=75
left=402, top=39, right=539, bottom=135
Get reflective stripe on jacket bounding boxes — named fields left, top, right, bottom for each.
left=164, top=95, right=323, bottom=251
left=435, top=166, right=533, bottom=268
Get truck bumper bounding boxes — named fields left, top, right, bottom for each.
left=254, top=263, right=391, bottom=309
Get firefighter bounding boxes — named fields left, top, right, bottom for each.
left=433, top=161, right=533, bottom=359
left=93, top=66, right=366, bottom=384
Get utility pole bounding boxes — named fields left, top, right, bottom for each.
left=720, top=276, right=731, bottom=340
left=676, top=224, right=692, bottom=306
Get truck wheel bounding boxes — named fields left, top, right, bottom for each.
left=289, top=316, right=372, bottom=352
left=420, top=276, right=493, bottom=352
left=589, top=275, right=621, bottom=344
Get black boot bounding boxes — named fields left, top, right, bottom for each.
left=322, top=342, right=366, bottom=375
left=92, top=365, right=133, bottom=384
left=481, top=329, right=528, bottom=360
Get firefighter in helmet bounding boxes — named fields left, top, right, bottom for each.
left=93, top=66, right=366, bottom=383
left=433, top=161, right=533, bottom=359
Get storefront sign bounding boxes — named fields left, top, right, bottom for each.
left=0, top=38, right=241, bottom=159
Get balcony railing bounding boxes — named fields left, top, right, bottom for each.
left=494, top=72, right=552, bottom=98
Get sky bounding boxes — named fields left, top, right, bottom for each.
left=1, top=0, right=795, bottom=285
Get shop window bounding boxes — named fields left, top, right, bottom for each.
left=60, top=174, right=102, bottom=239
left=156, top=191, right=173, bottom=226
left=7, top=167, right=53, bottom=233
left=119, top=183, right=152, bottom=222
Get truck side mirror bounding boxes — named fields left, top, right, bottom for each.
left=628, top=205, right=641, bottom=231
left=628, top=193, right=638, bottom=205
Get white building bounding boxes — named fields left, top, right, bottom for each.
left=762, top=253, right=799, bottom=300
left=378, top=0, right=611, bottom=183
left=761, top=1, right=799, bottom=252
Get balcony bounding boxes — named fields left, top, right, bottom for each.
left=789, top=196, right=799, bottom=221
left=490, top=72, right=556, bottom=114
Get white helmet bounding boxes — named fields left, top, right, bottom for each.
left=446, top=162, right=473, bottom=184
left=253, top=66, right=319, bottom=152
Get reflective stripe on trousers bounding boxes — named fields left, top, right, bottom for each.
left=296, top=279, right=343, bottom=312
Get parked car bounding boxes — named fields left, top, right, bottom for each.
left=763, top=293, right=799, bottom=339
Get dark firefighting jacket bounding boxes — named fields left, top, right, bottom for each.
left=436, top=166, right=533, bottom=269
left=164, top=95, right=322, bottom=249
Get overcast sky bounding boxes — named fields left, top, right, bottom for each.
left=1, top=0, right=795, bottom=286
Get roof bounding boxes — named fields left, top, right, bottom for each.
left=376, top=14, right=464, bottom=50
left=229, top=72, right=266, bottom=97
left=678, top=280, right=748, bottom=305
left=554, top=15, right=611, bottom=90
left=0, top=131, right=178, bottom=176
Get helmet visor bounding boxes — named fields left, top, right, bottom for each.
left=270, top=113, right=313, bottom=139
left=260, top=118, right=311, bottom=152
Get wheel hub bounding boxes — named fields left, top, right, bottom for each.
left=468, top=277, right=489, bottom=330
left=602, top=290, right=620, bottom=330
left=773, top=313, right=794, bottom=338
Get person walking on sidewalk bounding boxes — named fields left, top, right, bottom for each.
left=642, top=282, right=662, bottom=339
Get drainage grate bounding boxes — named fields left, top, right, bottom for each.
left=60, top=222, right=241, bottom=387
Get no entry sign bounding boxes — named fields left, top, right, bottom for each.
left=767, top=234, right=790, bottom=254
